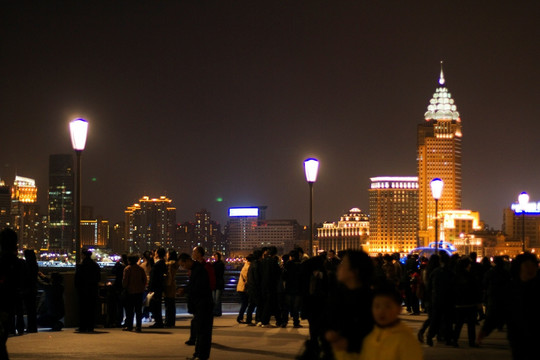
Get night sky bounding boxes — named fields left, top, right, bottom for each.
left=1, top=1, right=539, bottom=228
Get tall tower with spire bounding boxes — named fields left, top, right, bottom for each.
left=417, top=62, right=462, bottom=247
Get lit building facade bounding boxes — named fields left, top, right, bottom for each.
left=125, top=196, right=176, bottom=252
left=226, top=206, right=300, bottom=257
left=81, top=218, right=110, bottom=248
left=418, top=65, right=462, bottom=247
left=317, top=208, right=369, bottom=252
left=503, top=199, right=540, bottom=251
left=194, top=209, right=224, bottom=255
left=439, top=210, right=482, bottom=243
left=368, top=177, right=419, bottom=255
left=48, top=154, right=74, bottom=252
left=11, top=176, right=41, bottom=249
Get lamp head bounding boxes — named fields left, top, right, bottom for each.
left=70, top=118, right=89, bottom=151
left=518, top=191, right=529, bottom=209
left=430, top=178, right=444, bottom=200
left=303, top=158, right=319, bottom=183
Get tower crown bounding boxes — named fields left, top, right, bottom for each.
left=424, top=62, right=460, bottom=121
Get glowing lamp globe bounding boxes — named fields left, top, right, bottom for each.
left=304, top=158, right=319, bottom=183
left=518, top=192, right=529, bottom=212
left=70, top=118, right=89, bottom=151
left=430, top=178, right=444, bottom=200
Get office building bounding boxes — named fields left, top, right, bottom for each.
left=0, top=179, right=11, bottom=230
left=317, top=208, right=369, bottom=252
left=368, top=177, right=419, bottom=254
left=417, top=65, right=462, bottom=247
left=48, top=154, right=74, bottom=252
left=11, top=176, right=41, bottom=249
left=81, top=217, right=110, bottom=248
left=226, top=206, right=300, bottom=257
left=503, top=199, right=540, bottom=251
left=125, top=196, right=176, bottom=252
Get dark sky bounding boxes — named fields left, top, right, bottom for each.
left=1, top=1, right=539, bottom=228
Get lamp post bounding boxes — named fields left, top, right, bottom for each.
left=70, top=118, right=89, bottom=265
left=430, top=178, right=443, bottom=254
left=518, top=191, right=529, bottom=253
left=304, top=158, right=319, bottom=257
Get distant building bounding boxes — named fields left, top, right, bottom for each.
left=110, top=221, right=127, bottom=253
left=125, top=196, right=176, bottom=252
left=368, top=177, right=419, bottom=255
left=48, top=154, right=74, bottom=252
left=11, top=176, right=41, bottom=249
left=317, top=208, right=369, bottom=252
left=439, top=210, right=482, bottom=244
left=194, top=209, right=224, bottom=255
left=502, top=199, right=540, bottom=251
left=0, top=179, right=11, bottom=230
left=81, top=217, right=109, bottom=248
left=417, top=65, right=462, bottom=247
left=226, top=206, right=300, bottom=257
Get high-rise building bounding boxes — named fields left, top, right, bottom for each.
left=110, top=221, right=127, bottom=253
left=48, top=154, right=74, bottom=252
left=194, top=209, right=224, bottom=255
left=503, top=198, right=540, bottom=251
left=417, top=65, right=462, bottom=247
left=0, top=179, right=12, bottom=230
left=226, top=206, right=300, bottom=257
left=81, top=217, right=110, bottom=248
left=317, top=208, right=369, bottom=252
left=10, top=176, right=41, bottom=249
left=368, top=177, right=419, bottom=254
left=125, top=196, right=176, bottom=252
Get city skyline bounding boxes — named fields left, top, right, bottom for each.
left=1, top=2, right=538, bottom=228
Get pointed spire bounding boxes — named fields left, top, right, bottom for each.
left=439, top=61, right=445, bottom=86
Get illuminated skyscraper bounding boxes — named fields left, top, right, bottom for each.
left=125, top=196, right=176, bottom=252
left=48, top=154, right=74, bottom=251
left=417, top=64, right=462, bottom=247
left=11, top=176, right=40, bottom=249
left=369, top=177, right=419, bottom=254
left=317, top=208, right=369, bottom=252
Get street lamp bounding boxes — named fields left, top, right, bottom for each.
left=518, top=191, right=529, bottom=253
left=70, top=118, right=89, bottom=265
left=430, top=178, right=443, bottom=254
left=304, top=158, right=319, bottom=257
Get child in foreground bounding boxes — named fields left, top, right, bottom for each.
left=328, top=286, right=423, bottom=360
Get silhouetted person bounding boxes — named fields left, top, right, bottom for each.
left=426, top=252, right=454, bottom=346
left=417, top=254, right=440, bottom=343
left=148, top=247, right=167, bottom=328
left=123, top=254, right=147, bottom=332
left=164, top=249, right=179, bottom=327
left=246, top=250, right=263, bottom=325
left=37, top=272, right=64, bottom=331
left=0, top=228, right=24, bottom=359
left=236, top=254, right=252, bottom=324
left=23, top=249, right=39, bottom=333
left=178, top=253, right=213, bottom=360
left=111, top=253, right=127, bottom=327
left=452, top=256, right=480, bottom=347
left=506, top=252, right=540, bottom=360
left=139, top=250, right=153, bottom=321
left=260, top=246, right=282, bottom=327
left=282, top=249, right=303, bottom=328
left=478, top=256, right=510, bottom=342
left=74, top=249, right=101, bottom=333
left=212, top=252, right=225, bottom=317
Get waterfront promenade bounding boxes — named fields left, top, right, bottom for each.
left=7, top=313, right=512, bottom=359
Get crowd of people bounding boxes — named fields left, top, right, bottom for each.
left=2, top=224, right=540, bottom=360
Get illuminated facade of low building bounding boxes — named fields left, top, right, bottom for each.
left=125, top=196, right=176, bottom=252
left=503, top=199, right=540, bottom=252
left=368, top=177, right=418, bottom=255
left=417, top=65, right=462, bottom=247
left=317, top=208, right=369, bottom=252
left=439, top=210, right=482, bottom=243
left=226, top=206, right=300, bottom=257
left=81, top=218, right=109, bottom=248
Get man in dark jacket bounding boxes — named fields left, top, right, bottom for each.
left=212, top=252, right=225, bottom=317
left=148, top=248, right=167, bottom=328
left=245, top=250, right=262, bottom=325
left=74, top=249, right=101, bottom=333
left=259, top=246, right=282, bottom=327
left=179, top=253, right=213, bottom=360
left=282, top=250, right=303, bottom=328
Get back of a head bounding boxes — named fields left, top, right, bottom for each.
left=168, top=249, right=178, bottom=262
left=268, top=246, right=277, bottom=256
left=0, top=228, right=18, bottom=253
left=345, top=250, right=374, bottom=287
left=179, top=253, right=192, bottom=263
left=156, top=247, right=166, bottom=259
left=214, top=252, right=222, bottom=261
left=194, top=246, right=205, bottom=258
left=439, top=251, right=450, bottom=266
left=128, top=254, right=139, bottom=265
left=24, top=248, right=37, bottom=263
left=253, top=250, right=263, bottom=260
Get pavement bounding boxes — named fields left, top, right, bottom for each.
left=7, top=312, right=512, bottom=359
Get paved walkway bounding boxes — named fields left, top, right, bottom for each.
left=7, top=313, right=512, bottom=359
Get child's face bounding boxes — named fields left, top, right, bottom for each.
left=372, top=295, right=401, bottom=327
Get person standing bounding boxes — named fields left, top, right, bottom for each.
left=246, top=250, right=262, bottom=325
left=123, top=254, right=147, bottom=332
left=236, top=255, right=252, bottom=323
left=178, top=253, right=213, bottom=360
left=74, top=249, right=101, bottom=333
left=260, top=246, right=282, bottom=327
left=139, top=251, right=154, bottom=321
left=111, top=254, right=127, bottom=327
left=164, top=250, right=179, bottom=327
left=212, top=252, right=225, bottom=317
left=148, top=248, right=167, bottom=328
left=282, top=250, right=303, bottom=328
left=23, top=249, right=39, bottom=333
left=0, top=228, right=24, bottom=359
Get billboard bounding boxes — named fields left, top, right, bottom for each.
left=229, top=207, right=259, bottom=217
